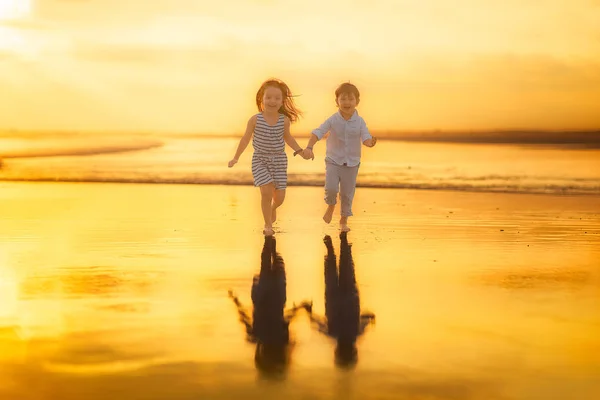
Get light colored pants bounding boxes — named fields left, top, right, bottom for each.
left=324, top=160, right=360, bottom=217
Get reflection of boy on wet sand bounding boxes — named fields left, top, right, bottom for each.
left=228, top=235, right=311, bottom=373
left=304, top=232, right=375, bottom=367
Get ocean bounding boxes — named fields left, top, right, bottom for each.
left=1, top=132, right=599, bottom=195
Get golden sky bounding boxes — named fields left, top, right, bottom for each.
left=1, top=0, right=599, bottom=134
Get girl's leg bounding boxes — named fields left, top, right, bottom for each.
left=323, top=161, right=340, bottom=224
left=260, top=183, right=275, bottom=235
left=270, top=154, right=288, bottom=223
left=271, top=189, right=286, bottom=223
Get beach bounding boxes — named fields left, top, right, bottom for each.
left=1, top=181, right=599, bottom=399
left=3, top=0, right=600, bottom=397
left=3, top=0, right=600, bottom=396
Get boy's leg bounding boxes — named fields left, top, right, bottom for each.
left=339, top=165, right=359, bottom=231
left=323, top=161, right=340, bottom=224
left=251, top=275, right=261, bottom=304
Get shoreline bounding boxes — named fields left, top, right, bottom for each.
left=1, top=178, right=599, bottom=197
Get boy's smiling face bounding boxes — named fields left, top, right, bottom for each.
left=336, top=92, right=358, bottom=119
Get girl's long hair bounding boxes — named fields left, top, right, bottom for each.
left=256, top=78, right=303, bottom=123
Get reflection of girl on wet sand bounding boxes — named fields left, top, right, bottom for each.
left=304, top=232, right=375, bottom=367
left=228, top=235, right=310, bottom=375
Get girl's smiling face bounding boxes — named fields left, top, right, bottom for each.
left=262, top=86, right=283, bottom=112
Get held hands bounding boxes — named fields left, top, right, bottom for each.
left=228, top=158, right=238, bottom=168
left=302, top=148, right=314, bottom=160
left=294, top=148, right=313, bottom=160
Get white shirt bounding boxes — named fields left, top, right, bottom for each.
left=311, top=110, right=372, bottom=167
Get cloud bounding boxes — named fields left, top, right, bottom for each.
left=0, top=18, right=49, bottom=30
left=20, top=0, right=600, bottom=60
left=71, top=42, right=241, bottom=65
left=2, top=1, right=599, bottom=132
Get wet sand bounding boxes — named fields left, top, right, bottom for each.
left=1, top=182, right=599, bottom=399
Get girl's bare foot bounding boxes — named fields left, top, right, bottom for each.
left=323, top=205, right=335, bottom=224
left=263, top=226, right=274, bottom=236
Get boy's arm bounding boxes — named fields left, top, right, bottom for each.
left=358, top=312, right=376, bottom=335
left=228, top=115, right=256, bottom=167
left=307, top=312, right=330, bottom=335
left=283, top=117, right=304, bottom=157
left=360, top=118, right=377, bottom=147
left=303, top=117, right=332, bottom=159
left=293, top=299, right=329, bottom=334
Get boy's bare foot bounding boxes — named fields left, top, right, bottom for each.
left=263, top=226, right=274, bottom=236
left=340, top=216, right=350, bottom=232
left=323, top=205, right=335, bottom=224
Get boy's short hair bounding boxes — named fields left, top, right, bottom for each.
left=335, top=82, right=360, bottom=102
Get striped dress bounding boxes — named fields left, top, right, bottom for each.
left=252, top=113, right=288, bottom=190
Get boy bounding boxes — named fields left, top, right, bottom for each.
left=303, top=82, right=377, bottom=232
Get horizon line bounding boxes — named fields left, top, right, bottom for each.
left=2, top=128, right=600, bottom=136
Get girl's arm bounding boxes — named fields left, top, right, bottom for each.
left=228, top=290, right=254, bottom=337
left=284, top=300, right=312, bottom=322
left=283, top=306, right=302, bottom=322
left=283, top=117, right=304, bottom=157
left=228, top=115, right=257, bottom=167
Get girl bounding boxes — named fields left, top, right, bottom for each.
left=228, top=236, right=311, bottom=376
left=228, top=78, right=308, bottom=236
